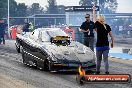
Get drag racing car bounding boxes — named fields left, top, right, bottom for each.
left=15, top=28, right=96, bottom=72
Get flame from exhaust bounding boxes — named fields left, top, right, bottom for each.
left=78, top=65, right=86, bottom=76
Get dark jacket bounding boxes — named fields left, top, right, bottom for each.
left=0, top=23, right=6, bottom=37
left=23, top=23, right=30, bottom=32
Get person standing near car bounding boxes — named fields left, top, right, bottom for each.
left=93, top=5, right=114, bottom=74
left=0, top=19, right=7, bottom=44
left=80, top=14, right=96, bottom=51
left=29, top=22, right=34, bottom=32
left=23, top=19, right=30, bottom=32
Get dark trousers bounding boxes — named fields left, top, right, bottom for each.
left=0, top=36, right=5, bottom=44
left=23, top=29, right=29, bottom=32
left=84, top=37, right=94, bottom=51
left=96, top=50, right=109, bottom=72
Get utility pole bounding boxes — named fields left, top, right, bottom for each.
left=97, top=0, right=99, bottom=15
left=8, top=0, right=10, bottom=39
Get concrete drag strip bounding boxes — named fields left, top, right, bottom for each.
left=0, top=73, right=36, bottom=88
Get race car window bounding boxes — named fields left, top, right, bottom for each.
left=33, top=30, right=39, bottom=38
left=41, top=31, right=50, bottom=42
left=47, top=29, right=68, bottom=37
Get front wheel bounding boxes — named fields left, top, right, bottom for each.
left=15, top=43, right=20, bottom=53
left=43, top=59, right=51, bottom=71
left=21, top=49, right=26, bottom=64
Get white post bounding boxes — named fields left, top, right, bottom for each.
left=34, top=17, right=35, bottom=27
left=8, top=0, right=10, bottom=39
left=66, top=12, right=70, bottom=25
left=55, top=18, right=56, bottom=25
left=97, top=0, right=99, bottom=15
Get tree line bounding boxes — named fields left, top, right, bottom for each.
left=0, top=0, right=118, bottom=18
left=0, top=0, right=119, bottom=26
left=0, top=0, right=62, bottom=19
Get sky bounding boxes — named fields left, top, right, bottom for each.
left=15, top=0, right=132, bottom=13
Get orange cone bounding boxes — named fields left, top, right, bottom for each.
left=11, top=27, right=17, bottom=40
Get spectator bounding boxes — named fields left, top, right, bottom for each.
left=23, top=19, right=30, bottom=32
left=0, top=19, right=7, bottom=44
left=29, top=22, right=34, bottom=32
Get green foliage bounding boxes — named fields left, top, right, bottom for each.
left=0, top=0, right=8, bottom=18
left=0, top=0, right=27, bottom=18
left=27, top=3, right=44, bottom=16
left=79, top=0, right=118, bottom=14
left=16, top=3, right=27, bottom=17
left=46, top=0, right=58, bottom=14
left=9, top=0, right=17, bottom=17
